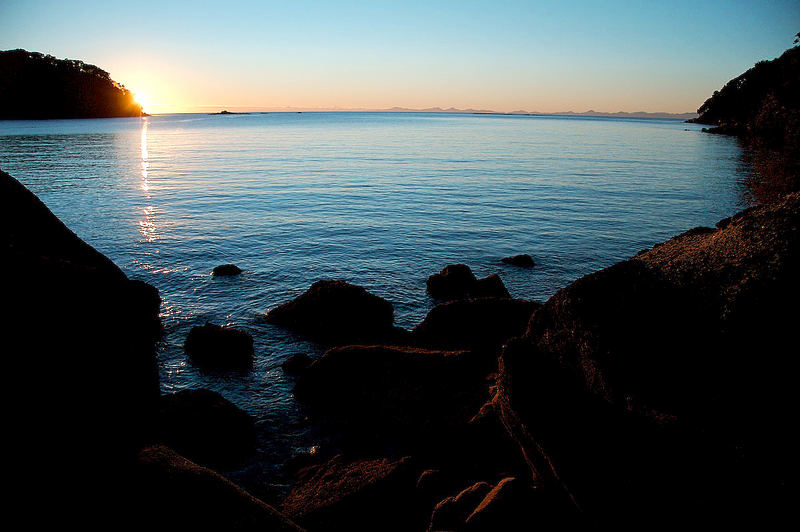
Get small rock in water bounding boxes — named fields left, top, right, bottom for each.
left=501, top=254, right=535, bottom=267
left=426, top=264, right=510, bottom=300
left=184, top=322, right=254, bottom=370
left=212, top=264, right=242, bottom=276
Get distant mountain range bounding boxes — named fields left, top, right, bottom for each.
left=212, top=105, right=698, bottom=120
left=380, top=107, right=697, bottom=119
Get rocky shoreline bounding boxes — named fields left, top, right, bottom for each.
left=3, top=164, right=796, bottom=529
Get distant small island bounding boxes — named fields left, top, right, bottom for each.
left=0, top=49, right=142, bottom=119
left=209, top=110, right=250, bottom=115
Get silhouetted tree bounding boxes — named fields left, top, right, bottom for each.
left=0, top=49, right=142, bottom=119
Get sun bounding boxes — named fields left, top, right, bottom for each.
left=134, top=91, right=151, bottom=111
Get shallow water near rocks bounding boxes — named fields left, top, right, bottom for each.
left=0, top=112, right=749, bottom=494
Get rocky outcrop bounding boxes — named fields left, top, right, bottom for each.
left=265, top=280, right=398, bottom=344
left=134, top=445, right=305, bottom=531
left=212, top=263, right=242, bottom=276
left=428, top=481, right=492, bottom=532
left=282, top=454, right=419, bottom=531
left=158, top=389, right=256, bottom=469
left=293, top=345, right=496, bottom=441
left=184, top=322, right=254, bottom=370
left=426, top=265, right=510, bottom=300
left=2, top=169, right=161, bottom=523
left=411, top=297, right=540, bottom=350
left=500, top=254, right=535, bottom=267
left=493, top=192, right=800, bottom=526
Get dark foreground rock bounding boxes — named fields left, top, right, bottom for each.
left=212, top=263, right=243, bottom=276
left=265, top=280, right=398, bottom=344
left=412, top=297, right=540, bottom=350
left=426, top=264, right=510, bottom=300
left=282, top=353, right=312, bottom=375
left=500, top=254, right=535, bottom=267
left=158, top=389, right=256, bottom=469
left=2, top=169, right=161, bottom=523
left=282, top=454, right=419, bottom=531
left=293, top=345, right=496, bottom=442
left=185, top=322, right=254, bottom=370
left=134, top=445, right=305, bottom=531
left=494, top=192, right=800, bottom=526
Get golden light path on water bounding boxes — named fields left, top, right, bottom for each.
left=138, top=118, right=157, bottom=243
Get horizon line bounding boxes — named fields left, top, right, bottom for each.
left=143, top=106, right=698, bottom=119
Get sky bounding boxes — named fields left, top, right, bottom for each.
left=2, top=0, right=799, bottom=114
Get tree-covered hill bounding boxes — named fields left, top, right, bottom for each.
left=691, top=44, right=799, bottom=146
left=0, top=49, right=142, bottom=119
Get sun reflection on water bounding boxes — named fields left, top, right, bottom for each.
left=138, top=119, right=157, bottom=242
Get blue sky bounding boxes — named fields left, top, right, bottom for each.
left=2, top=0, right=798, bottom=113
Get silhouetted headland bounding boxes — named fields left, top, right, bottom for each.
left=690, top=39, right=799, bottom=203
left=0, top=49, right=142, bottom=119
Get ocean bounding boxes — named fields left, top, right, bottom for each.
left=0, top=111, right=749, bottom=493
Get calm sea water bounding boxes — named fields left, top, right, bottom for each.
left=0, top=112, right=749, bottom=493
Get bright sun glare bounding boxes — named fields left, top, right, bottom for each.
left=134, top=91, right=150, bottom=111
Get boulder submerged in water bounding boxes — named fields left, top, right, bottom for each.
left=265, top=280, right=398, bottom=345
left=426, top=265, right=510, bottom=300
left=500, top=254, right=535, bottom=267
left=212, top=263, right=243, bottom=276
left=158, top=388, right=256, bottom=469
left=184, top=323, right=254, bottom=370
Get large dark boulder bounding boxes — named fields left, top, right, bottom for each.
left=412, top=297, right=540, bottom=351
left=426, top=265, right=510, bottom=300
left=184, top=322, right=254, bottom=370
left=2, top=169, right=161, bottom=522
left=494, top=193, right=800, bottom=526
left=133, top=446, right=305, bottom=531
left=282, top=454, right=419, bottom=531
left=293, top=345, right=496, bottom=441
left=158, top=389, right=256, bottom=469
left=265, top=280, right=397, bottom=344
